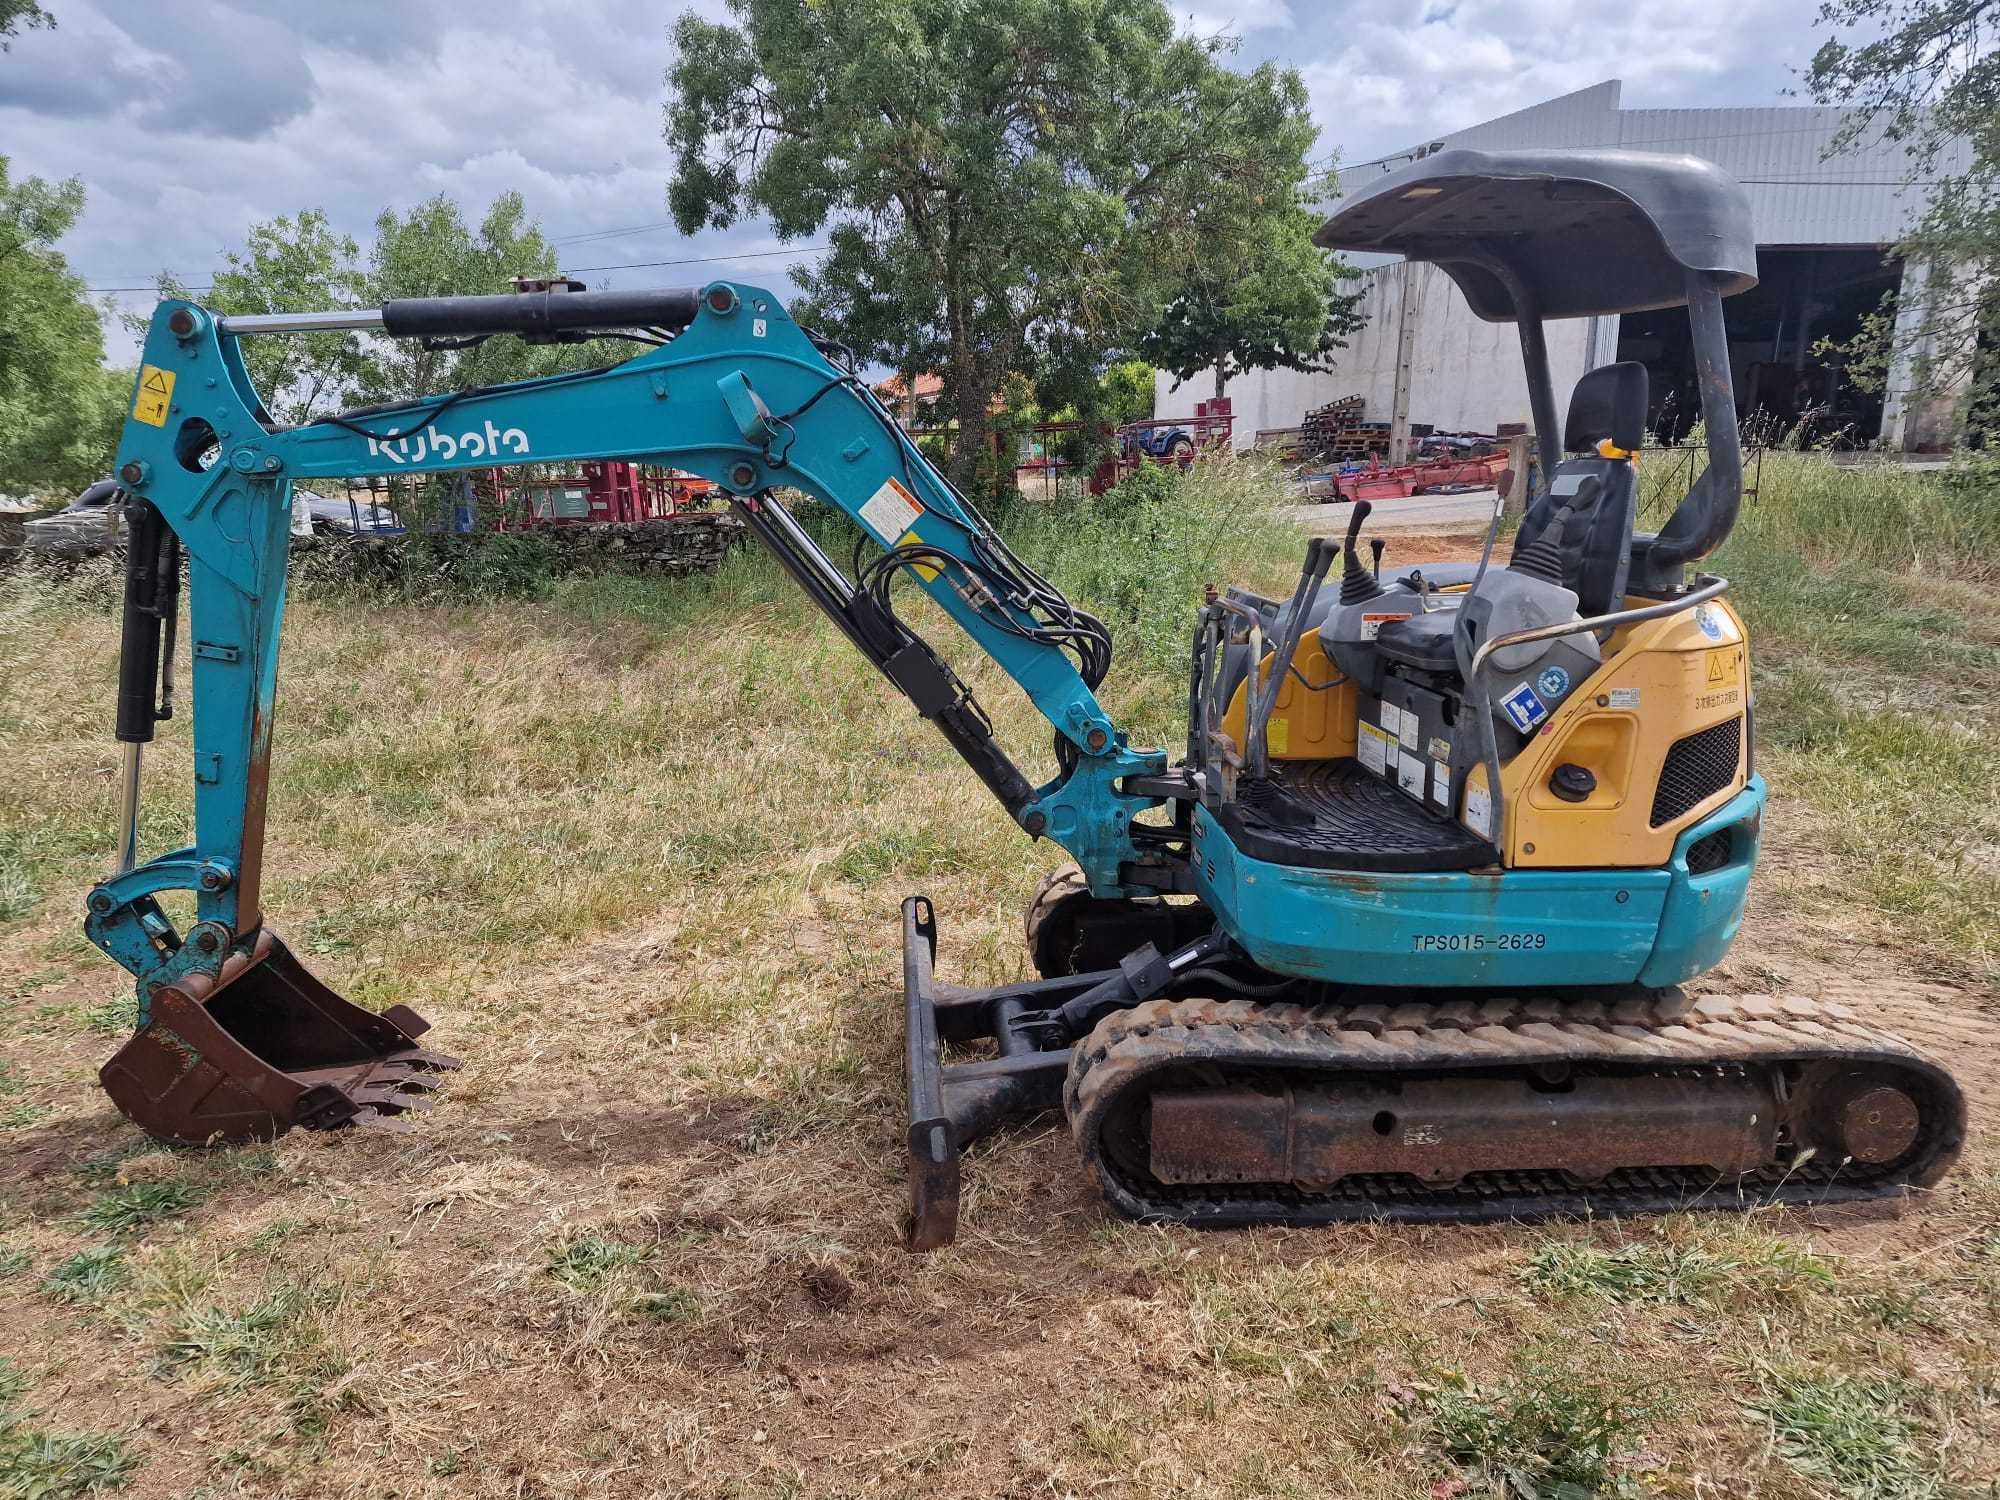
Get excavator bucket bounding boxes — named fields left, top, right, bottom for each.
left=99, top=929, right=458, bottom=1148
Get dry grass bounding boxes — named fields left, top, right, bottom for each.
left=0, top=462, right=1995, bottom=1498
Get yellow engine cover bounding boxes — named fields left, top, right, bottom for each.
left=1485, top=596, right=1750, bottom=866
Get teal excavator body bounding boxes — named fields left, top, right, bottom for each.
left=87, top=150, right=1963, bottom=1247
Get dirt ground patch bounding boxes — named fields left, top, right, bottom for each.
left=3, top=517, right=1995, bottom=1499
left=2, top=820, right=1994, bottom=1499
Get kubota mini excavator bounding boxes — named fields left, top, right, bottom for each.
left=86, top=149, right=1965, bottom=1248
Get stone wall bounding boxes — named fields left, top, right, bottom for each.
left=8, top=510, right=747, bottom=586
left=527, top=511, right=747, bottom=576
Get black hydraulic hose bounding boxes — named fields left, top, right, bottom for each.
left=155, top=530, right=181, bottom=722
left=115, top=499, right=168, bottom=745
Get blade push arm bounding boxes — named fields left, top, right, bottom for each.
left=90, top=281, right=1167, bottom=994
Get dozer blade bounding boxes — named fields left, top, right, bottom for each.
left=99, top=928, right=459, bottom=1148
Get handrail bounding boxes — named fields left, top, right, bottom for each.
left=1465, top=573, right=1731, bottom=848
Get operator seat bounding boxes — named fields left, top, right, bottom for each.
left=1371, top=361, right=1646, bottom=674
left=1510, top=360, right=1645, bottom=616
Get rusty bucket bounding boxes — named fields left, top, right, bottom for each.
left=99, top=929, right=459, bottom=1148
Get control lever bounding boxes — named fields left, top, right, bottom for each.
left=1247, top=536, right=1335, bottom=779
left=1370, top=537, right=1384, bottom=580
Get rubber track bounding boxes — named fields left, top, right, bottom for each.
left=1064, top=991, right=1967, bottom=1227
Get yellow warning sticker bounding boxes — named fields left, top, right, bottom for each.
left=897, top=527, right=941, bottom=581
left=1706, top=650, right=1731, bottom=684
left=132, top=364, right=175, bottom=427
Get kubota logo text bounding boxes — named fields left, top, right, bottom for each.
left=365, top=421, right=530, bottom=465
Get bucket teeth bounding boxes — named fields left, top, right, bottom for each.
left=388, top=1047, right=462, bottom=1073
left=352, top=1079, right=435, bottom=1107
left=352, top=1108, right=421, bottom=1133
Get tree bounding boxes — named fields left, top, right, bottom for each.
left=138, top=192, right=620, bottom=422
left=664, top=0, right=1325, bottom=494
left=0, top=156, right=120, bottom=495
left=0, top=1, right=52, bottom=50
left=156, top=211, right=370, bottom=424
left=1141, top=190, right=1366, bottom=401
left=361, top=191, right=604, bottom=404
left=1807, top=1, right=2000, bottom=433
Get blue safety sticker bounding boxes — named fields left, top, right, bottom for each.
left=1695, top=605, right=1723, bottom=640
left=1536, top=664, right=1570, bottom=699
left=1501, top=682, right=1548, bottom=732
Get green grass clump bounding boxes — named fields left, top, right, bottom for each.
left=1728, top=449, right=2000, bottom=581
left=40, top=1248, right=129, bottom=1305
left=1413, top=1362, right=1662, bottom=1498
left=1750, top=1366, right=1944, bottom=1500
left=0, top=1356, right=137, bottom=1498
left=1003, top=454, right=1301, bottom=679
left=156, top=1282, right=325, bottom=1394
left=0, top=1248, right=29, bottom=1281
left=635, top=1286, right=701, bottom=1325
left=544, top=1232, right=651, bottom=1292
left=79, top=1182, right=206, bottom=1236
left=1522, top=1233, right=1834, bottom=1308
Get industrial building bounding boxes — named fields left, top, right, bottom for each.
left=1172, top=80, right=1973, bottom=453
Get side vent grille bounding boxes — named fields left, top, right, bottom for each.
left=1684, top=828, right=1733, bottom=875
left=1651, top=718, right=1742, bottom=827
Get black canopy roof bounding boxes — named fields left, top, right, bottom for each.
left=1316, top=147, right=1758, bottom=321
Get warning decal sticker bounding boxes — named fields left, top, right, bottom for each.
left=860, top=476, right=924, bottom=543
left=1500, top=682, right=1548, bottom=733
left=132, top=365, right=175, bottom=427
left=1357, top=720, right=1393, bottom=776
left=1359, top=612, right=1409, bottom=641
left=1397, top=751, right=1427, bottom=799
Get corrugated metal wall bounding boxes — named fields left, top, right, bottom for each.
left=1169, top=80, right=1967, bottom=446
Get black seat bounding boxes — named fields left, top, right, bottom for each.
left=1506, top=361, right=1645, bottom=616
left=1372, top=362, right=1644, bottom=673
left=1373, top=608, right=1458, bottom=672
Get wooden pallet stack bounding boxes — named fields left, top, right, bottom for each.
left=1298, top=395, right=1390, bottom=462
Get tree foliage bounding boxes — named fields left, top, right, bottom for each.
left=0, top=1, right=52, bottom=51
left=664, top=0, right=1327, bottom=493
left=1808, top=0, right=2000, bottom=432
left=157, top=211, right=370, bottom=424
left=143, top=192, right=622, bottom=424
left=0, top=155, right=123, bottom=496
left=1140, top=194, right=1365, bottom=399
left=360, top=192, right=605, bottom=403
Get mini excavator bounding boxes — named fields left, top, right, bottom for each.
left=87, top=149, right=1964, bottom=1248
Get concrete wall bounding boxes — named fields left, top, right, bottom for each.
left=1158, top=261, right=1597, bottom=448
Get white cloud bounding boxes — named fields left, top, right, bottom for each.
left=1175, top=0, right=1294, bottom=37
left=1299, top=0, right=1809, bottom=163
left=0, top=0, right=1827, bottom=364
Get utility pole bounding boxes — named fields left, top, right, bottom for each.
left=1388, top=265, right=1417, bottom=464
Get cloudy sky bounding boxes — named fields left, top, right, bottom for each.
left=2, top=0, right=1828, bottom=361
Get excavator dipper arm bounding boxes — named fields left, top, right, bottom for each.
left=87, top=281, right=1167, bottom=1149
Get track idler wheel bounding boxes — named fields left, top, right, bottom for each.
left=99, top=928, right=459, bottom=1148
left=1803, top=1066, right=1926, bottom=1169
left=1023, top=864, right=1213, bottom=979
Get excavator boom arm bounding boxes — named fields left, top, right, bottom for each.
left=92, top=282, right=1166, bottom=1006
